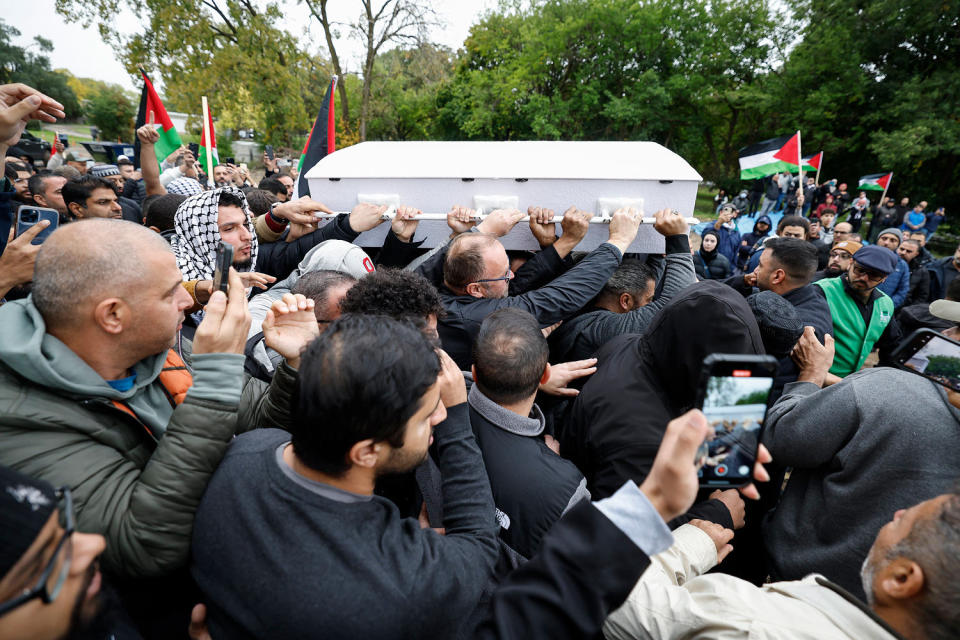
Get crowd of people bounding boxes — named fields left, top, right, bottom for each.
left=1, top=82, right=959, bottom=640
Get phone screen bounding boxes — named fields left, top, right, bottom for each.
left=698, top=372, right=774, bottom=487
left=895, top=331, right=960, bottom=392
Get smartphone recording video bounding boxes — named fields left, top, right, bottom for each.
left=696, top=355, right=777, bottom=488
left=892, top=329, right=960, bottom=392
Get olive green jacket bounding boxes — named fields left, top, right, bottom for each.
left=0, top=299, right=295, bottom=578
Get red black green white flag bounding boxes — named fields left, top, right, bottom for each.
left=295, top=77, right=337, bottom=199
left=858, top=172, right=892, bottom=191
left=198, top=104, right=218, bottom=175
left=802, top=151, right=822, bottom=172
left=738, top=132, right=801, bottom=179
left=134, top=69, right=183, bottom=167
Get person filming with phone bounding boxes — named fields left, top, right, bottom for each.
left=758, top=318, right=960, bottom=602
left=0, top=218, right=319, bottom=634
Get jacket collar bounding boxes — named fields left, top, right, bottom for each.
left=468, top=384, right=545, bottom=437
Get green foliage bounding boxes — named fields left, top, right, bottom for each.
left=86, top=85, right=136, bottom=140
left=364, top=44, right=455, bottom=140
left=55, top=0, right=327, bottom=145
left=925, top=355, right=960, bottom=380
left=0, top=20, right=81, bottom=117
left=735, top=390, right=771, bottom=406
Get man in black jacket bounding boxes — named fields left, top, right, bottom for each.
left=469, top=308, right=590, bottom=559
left=560, top=281, right=763, bottom=529
left=898, top=238, right=931, bottom=308
left=191, top=315, right=500, bottom=639
left=726, top=237, right=833, bottom=395
left=416, top=206, right=642, bottom=369
left=549, top=210, right=695, bottom=363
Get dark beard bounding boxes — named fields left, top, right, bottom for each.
left=66, top=569, right=136, bottom=640
left=234, top=257, right=253, bottom=271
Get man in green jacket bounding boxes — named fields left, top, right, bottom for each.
left=0, top=220, right=317, bottom=584
left=813, top=245, right=903, bottom=383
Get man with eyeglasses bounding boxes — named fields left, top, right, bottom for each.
left=418, top=206, right=643, bottom=369
left=813, top=245, right=902, bottom=381
left=813, top=239, right=862, bottom=282
left=0, top=465, right=118, bottom=640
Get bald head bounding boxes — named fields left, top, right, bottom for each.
left=33, top=220, right=174, bottom=329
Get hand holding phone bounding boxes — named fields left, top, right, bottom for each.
left=213, top=243, right=234, bottom=294
left=16, top=206, right=59, bottom=245
left=892, top=328, right=960, bottom=392
left=695, top=354, right=778, bottom=489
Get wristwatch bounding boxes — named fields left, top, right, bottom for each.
left=268, top=201, right=289, bottom=225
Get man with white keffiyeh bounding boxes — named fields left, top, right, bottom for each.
left=172, top=186, right=258, bottom=281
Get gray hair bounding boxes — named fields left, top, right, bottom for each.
left=885, top=493, right=960, bottom=640
left=33, top=220, right=173, bottom=329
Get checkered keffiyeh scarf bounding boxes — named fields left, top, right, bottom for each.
left=171, top=186, right=258, bottom=281
left=167, top=177, right=203, bottom=197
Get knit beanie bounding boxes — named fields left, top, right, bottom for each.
left=746, top=291, right=804, bottom=359
left=879, top=228, right=903, bottom=242
left=0, top=465, right=58, bottom=577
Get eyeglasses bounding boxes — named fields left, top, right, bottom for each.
left=474, top=268, right=513, bottom=285
left=829, top=250, right=852, bottom=259
left=0, top=487, right=74, bottom=616
left=851, top=264, right=886, bottom=282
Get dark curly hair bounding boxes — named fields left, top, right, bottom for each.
left=339, top=268, right=445, bottom=331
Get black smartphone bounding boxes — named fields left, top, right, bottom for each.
left=213, top=242, right=234, bottom=294
left=188, top=142, right=200, bottom=157
left=58, top=133, right=69, bottom=147
left=695, top=354, right=778, bottom=488
left=15, top=206, right=59, bottom=245
left=224, top=157, right=235, bottom=165
left=891, top=329, right=960, bottom=392
left=265, top=145, right=275, bottom=160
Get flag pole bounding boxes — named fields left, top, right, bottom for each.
left=878, top=172, right=893, bottom=210
left=796, top=130, right=804, bottom=205
left=201, top=96, right=214, bottom=188
left=814, top=151, right=822, bottom=186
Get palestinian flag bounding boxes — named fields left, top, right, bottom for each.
left=738, top=132, right=801, bottom=179
left=198, top=104, right=218, bottom=175
left=859, top=172, right=892, bottom=191
left=295, top=77, right=337, bottom=199
left=134, top=69, right=182, bottom=167
left=802, top=151, right=822, bottom=172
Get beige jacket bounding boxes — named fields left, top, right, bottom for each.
left=603, top=524, right=902, bottom=640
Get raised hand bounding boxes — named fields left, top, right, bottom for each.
left=476, top=208, right=525, bottom=237
left=261, top=293, right=319, bottom=369
left=446, top=205, right=477, bottom=235
left=391, top=205, right=422, bottom=242
left=193, top=268, right=251, bottom=356
left=528, top=206, right=557, bottom=247
left=607, top=207, right=642, bottom=254
left=136, top=110, right=160, bottom=145
left=349, top=202, right=388, bottom=233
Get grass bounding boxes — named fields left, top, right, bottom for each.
left=695, top=185, right=718, bottom=223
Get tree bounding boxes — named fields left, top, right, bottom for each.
left=86, top=85, right=136, bottom=140
left=0, top=20, right=80, bottom=118
left=364, top=43, right=454, bottom=140
left=55, top=0, right=324, bottom=145
left=301, top=0, right=437, bottom=140
left=764, top=0, right=960, bottom=213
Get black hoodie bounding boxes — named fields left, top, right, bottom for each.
left=558, top=281, right=765, bottom=524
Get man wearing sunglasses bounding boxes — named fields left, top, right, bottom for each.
left=813, top=245, right=902, bottom=381
left=0, top=465, right=113, bottom=640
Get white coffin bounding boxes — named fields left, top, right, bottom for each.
left=304, top=141, right=702, bottom=253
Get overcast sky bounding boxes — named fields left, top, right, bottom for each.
left=5, top=0, right=497, bottom=93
